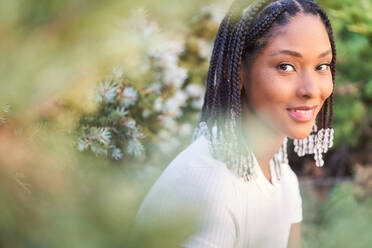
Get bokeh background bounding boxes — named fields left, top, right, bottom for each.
left=0, top=0, right=371, bottom=247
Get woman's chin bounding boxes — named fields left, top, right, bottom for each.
left=286, top=128, right=313, bottom=140
left=290, top=134, right=309, bottom=140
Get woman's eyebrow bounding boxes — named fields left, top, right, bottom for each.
left=269, top=49, right=332, bottom=58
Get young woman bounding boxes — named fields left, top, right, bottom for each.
left=135, top=0, right=336, bottom=247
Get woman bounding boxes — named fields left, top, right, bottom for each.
left=135, top=0, right=336, bottom=247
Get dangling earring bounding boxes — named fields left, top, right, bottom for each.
left=293, top=123, right=334, bottom=167
left=191, top=122, right=291, bottom=183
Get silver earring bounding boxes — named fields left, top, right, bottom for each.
left=192, top=121, right=291, bottom=182
left=293, top=123, right=334, bottom=167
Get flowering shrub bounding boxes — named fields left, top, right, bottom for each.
left=78, top=75, right=146, bottom=160
left=76, top=7, right=224, bottom=161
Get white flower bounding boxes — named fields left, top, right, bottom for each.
left=147, top=82, right=163, bottom=94
left=142, top=109, right=151, bottom=118
left=90, top=144, right=108, bottom=156
left=112, top=148, right=123, bottom=160
left=166, top=40, right=185, bottom=56
left=128, top=8, right=160, bottom=38
left=163, top=65, right=188, bottom=88
left=185, top=84, right=205, bottom=98
left=77, top=138, right=90, bottom=151
left=162, top=117, right=178, bottom=132
left=200, top=4, right=226, bottom=24
left=149, top=41, right=184, bottom=60
left=197, top=38, right=213, bottom=59
left=150, top=52, right=179, bottom=70
left=97, top=81, right=119, bottom=103
left=125, top=119, right=136, bottom=129
left=158, top=129, right=170, bottom=139
left=191, top=96, right=204, bottom=109
left=148, top=40, right=187, bottom=88
left=149, top=41, right=184, bottom=69
left=96, top=128, right=111, bottom=146
left=121, top=87, right=138, bottom=107
left=131, top=128, right=146, bottom=139
left=180, top=123, right=193, bottom=136
left=127, top=138, right=144, bottom=157
left=153, top=97, right=163, bottom=112
left=114, top=106, right=128, bottom=118
left=143, top=21, right=160, bottom=37
left=164, top=91, right=188, bottom=117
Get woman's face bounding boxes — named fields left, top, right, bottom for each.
left=240, top=13, right=333, bottom=140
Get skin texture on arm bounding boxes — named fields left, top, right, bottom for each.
left=287, top=222, right=301, bottom=248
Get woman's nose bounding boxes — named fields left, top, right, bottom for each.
left=296, top=70, right=321, bottom=99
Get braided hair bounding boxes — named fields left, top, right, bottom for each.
left=195, top=0, right=337, bottom=173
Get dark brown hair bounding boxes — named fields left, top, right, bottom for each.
left=197, top=0, right=336, bottom=167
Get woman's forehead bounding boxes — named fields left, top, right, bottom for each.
left=262, top=13, right=332, bottom=58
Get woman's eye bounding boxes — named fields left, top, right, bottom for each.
left=317, top=63, right=331, bottom=71
left=277, top=63, right=295, bottom=72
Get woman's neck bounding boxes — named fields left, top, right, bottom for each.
left=244, top=112, right=286, bottom=183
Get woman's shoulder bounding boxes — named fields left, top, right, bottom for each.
left=141, top=135, right=237, bottom=202
left=153, top=135, right=229, bottom=183
left=135, top=136, right=239, bottom=224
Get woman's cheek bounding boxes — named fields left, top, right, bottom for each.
left=263, top=76, right=295, bottom=104
left=320, top=76, right=333, bottom=100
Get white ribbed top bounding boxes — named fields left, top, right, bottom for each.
left=135, top=135, right=303, bottom=248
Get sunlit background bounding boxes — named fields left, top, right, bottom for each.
left=0, top=0, right=371, bottom=247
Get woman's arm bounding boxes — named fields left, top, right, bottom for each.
left=287, top=222, right=301, bottom=248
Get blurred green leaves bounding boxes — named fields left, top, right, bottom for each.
left=0, top=0, right=371, bottom=247
left=320, top=0, right=372, bottom=149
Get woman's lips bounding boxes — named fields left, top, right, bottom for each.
left=286, top=105, right=317, bottom=122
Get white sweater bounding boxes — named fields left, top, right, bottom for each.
left=135, top=135, right=303, bottom=248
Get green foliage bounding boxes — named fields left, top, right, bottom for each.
left=303, top=181, right=372, bottom=248
left=320, top=0, right=372, bottom=148
left=75, top=7, right=222, bottom=161
left=1, top=0, right=371, bottom=247
left=77, top=75, right=146, bottom=160
left=0, top=1, right=218, bottom=247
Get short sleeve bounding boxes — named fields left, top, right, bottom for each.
left=289, top=169, right=303, bottom=224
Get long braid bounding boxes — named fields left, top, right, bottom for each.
left=194, top=0, right=337, bottom=175
left=229, top=2, right=290, bottom=165
left=201, top=15, right=229, bottom=122
left=328, top=92, right=334, bottom=127
left=233, top=3, right=287, bottom=118
left=296, top=0, right=337, bottom=129
left=317, top=7, right=336, bottom=128
left=322, top=98, right=329, bottom=130
left=214, top=15, right=233, bottom=126
left=227, top=0, right=275, bottom=124
left=228, top=4, right=289, bottom=158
